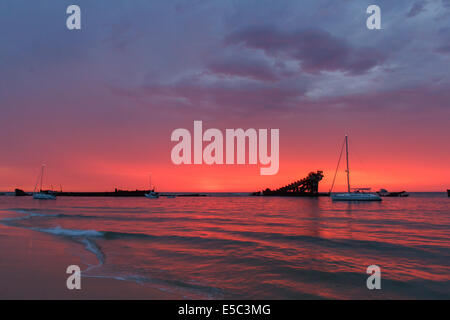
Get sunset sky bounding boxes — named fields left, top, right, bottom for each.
left=0, top=0, right=449, bottom=192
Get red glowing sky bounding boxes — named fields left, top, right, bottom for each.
left=0, top=2, right=449, bottom=192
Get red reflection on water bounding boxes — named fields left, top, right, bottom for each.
left=0, top=195, right=449, bottom=299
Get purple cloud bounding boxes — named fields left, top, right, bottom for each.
left=305, top=84, right=450, bottom=113
left=225, top=27, right=385, bottom=75
left=110, top=79, right=307, bottom=116
left=207, top=57, right=279, bottom=82
left=407, top=1, right=427, bottom=18
left=436, top=44, right=450, bottom=54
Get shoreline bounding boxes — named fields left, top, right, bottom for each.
left=1, top=191, right=448, bottom=197
left=0, top=222, right=179, bottom=299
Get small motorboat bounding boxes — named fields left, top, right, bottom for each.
left=145, top=191, right=159, bottom=199
left=377, top=189, right=409, bottom=197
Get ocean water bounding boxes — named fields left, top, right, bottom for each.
left=0, top=193, right=449, bottom=299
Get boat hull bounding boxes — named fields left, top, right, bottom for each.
left=331, top=193, right=381, bottom=201
left=377, top=190, right=409, bottom=197
left=145, top=192, right=159, bottom=199
left=33, top=193, right=56, bottom=200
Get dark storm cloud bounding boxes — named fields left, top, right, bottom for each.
left=406, top=1, right=427, bottom=18
left=225, top=27, right=386, bottom=75
left=1, top=0, right=450, bottom=116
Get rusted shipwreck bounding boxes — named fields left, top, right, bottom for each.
left=255, top=171, right=329, bottom=197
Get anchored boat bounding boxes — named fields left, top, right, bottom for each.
left=330, top=135, right=381, bottom=202
left=377, top=189, right=409, bottom=197
left=144, top=174, right=159, bottom=199
left=33, top=165, right=56, bottom=200
left=33, top=192, right=56, bottom=200
left=332, top=190, right=381, bottom=201
left=145, top=191, right=159, bottom=199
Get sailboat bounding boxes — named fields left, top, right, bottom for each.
left=144, top=174, right=159, bottom=199
left=33, top=165, right=56, bottom=200
left=145, top=191, right=159, bottom=199
left=330, top=135, right=381, bottom=201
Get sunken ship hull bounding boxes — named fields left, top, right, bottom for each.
left=257, top=171, right=329, bottom=197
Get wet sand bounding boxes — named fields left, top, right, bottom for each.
left=0, top=223, right=178, bottom=299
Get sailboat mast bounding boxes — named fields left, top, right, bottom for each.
left=345, top=135, right=350, bottom=193
left=40, top=165, right=44, bottom=192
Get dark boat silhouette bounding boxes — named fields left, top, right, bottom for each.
left=377, top=189, right=409, bottom=197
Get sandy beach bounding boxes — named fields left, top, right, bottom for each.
left=0, top=222, right=178, bottom=299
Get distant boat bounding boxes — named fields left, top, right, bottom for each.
left=332, top=192, right=381, bottom=201
left=144, top=174, right=159, bottom=199
left=330, top=135, right=381, bottom=202
left=145, top=191, right=159, bottom=199
left=377, top=189, right=409, bottom=197
left=33, top=192, right=56, bottom=200
left=14, top=188, right=29, bottom=196
left=33, top=165, right=56, bottom=200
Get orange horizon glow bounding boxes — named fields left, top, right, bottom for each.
left=1, top=151, right=448, bottom=193
left=1, top=116, right=448, bottom=193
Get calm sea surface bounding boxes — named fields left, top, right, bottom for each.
left=1, top=193, right=449, bottom=299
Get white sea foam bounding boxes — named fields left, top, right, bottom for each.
left=81, top=238, right=105, bottom=266
left=32, top=226, right=103, bottom=238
